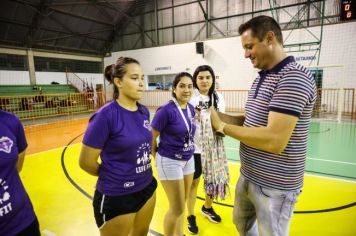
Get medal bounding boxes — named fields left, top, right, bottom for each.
left=172, top=98, right=193, bottom=149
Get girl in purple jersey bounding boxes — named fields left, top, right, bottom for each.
left=0, top=110, right=40, bottom=236
left=151, top=72, right=196, bottom=236
left=79, top=57, right=157, bottom=236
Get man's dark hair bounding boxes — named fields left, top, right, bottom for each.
left=238, top=15, right=283, bottom=45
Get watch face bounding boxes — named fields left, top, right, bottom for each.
left=341, top=0, right=355, bottom=21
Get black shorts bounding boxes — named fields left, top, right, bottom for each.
left=16, top=217, right=40, bottom=236
left=193, top=153, right=202, bottom=180
left=93, top=177, right=157, bottom=228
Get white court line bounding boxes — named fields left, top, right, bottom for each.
left=227, top=160, right=356, bottom=183
left=42, top=229, right=56, bottom=236
left=305, top=173, right=356, bottom=183
left=225, top=147, right=356, bottom=166
left=307, top=157, right=356, bottom=166
left=29, top=144, right=355, bottom=183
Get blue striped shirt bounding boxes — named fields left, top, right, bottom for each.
left=240, top=56, right=316, bottom=190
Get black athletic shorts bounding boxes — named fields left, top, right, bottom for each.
left=93, top=177, right=157, bottom=228
left=16, top=217, right=40, bottom=236
left=193, top=153, right=202, bottom=179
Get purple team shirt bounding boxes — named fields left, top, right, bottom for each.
left=151, top=101, right=196, bottom=160
left=0, top=111, right=36, bottom=236
left=83, top=101, right=153, bottom=196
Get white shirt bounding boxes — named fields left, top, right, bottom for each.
left=189, top=89, right=225, bottom=153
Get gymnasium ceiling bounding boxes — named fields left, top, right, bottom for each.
left=0, top=0, right=344, bottom=57
left=0, top=0, right=146, bottom=56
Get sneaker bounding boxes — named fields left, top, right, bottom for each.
left=200, top=205, right=222, bottom=223
left=187, top=215, right=198, bottom=234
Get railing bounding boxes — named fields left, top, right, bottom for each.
left=139, top=90, right=249, bottom=113
left=140, top=90, right=172, bottom=108
left=313, top=88, right=355, bottom=120
left=140, top=88, right=355, bottom=120
left=0, top=92, right=105, bottom=120
left=66, top=68, right=86, bottom=92
left=220, top=90, right=249, bottom=113
left=1, top=88, right=355, bottom=121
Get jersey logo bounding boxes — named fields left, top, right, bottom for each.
left=136, top=142, right=152, bottom=173
left=124, top=182, right=135, bottom=188
left=0, top=137, right=13, bottom=154
left=0, top=179, right=12, bottom=217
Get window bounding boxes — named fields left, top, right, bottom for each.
left=34, top=57, right=102, bottom=73
left=0, top=54, right=27, bottom=71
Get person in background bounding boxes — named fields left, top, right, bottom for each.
left=151, top=72, right=196, bottom=236
left=186, top=65, right=227, bottom=234
left=79, top=57, right=157, bottom=236
left=0, top=110, right=41, bottom=236
left=210, top=15, right=317, bottom=236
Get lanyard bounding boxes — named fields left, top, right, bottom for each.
left=172, top=98, right=192, bottom=134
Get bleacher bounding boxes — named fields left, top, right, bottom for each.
left=0, top=84, right=77, bottom=96
left=0, top=84, right=99, bottom=120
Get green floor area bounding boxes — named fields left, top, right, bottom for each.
left=223, top=121, right=356, bottom=179
left=150, top=109, right=356, bottom=179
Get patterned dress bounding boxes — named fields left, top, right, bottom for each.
left=198, top=109, right=230, bottom=200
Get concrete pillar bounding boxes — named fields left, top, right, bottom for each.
left=27, top=49, right=36, bottom=85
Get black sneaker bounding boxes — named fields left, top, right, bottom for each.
left=187, top=215, right=198, bottom=234
left=200, top=205, right=221, bottom=223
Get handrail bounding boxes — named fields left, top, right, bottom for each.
left=65, top=67, right=86, bottom=92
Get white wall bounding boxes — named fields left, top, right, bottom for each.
left=105, top=38, right=255, bottom=90
left=35, top=72, right=103, bottom=85
left=1, top=22, right=355, bottom=91
left=106, top=21, right=356, bottom=90
left=0, top=71, right=30, bottom=85
left=35, top=72, right=67, bottom=84
left=35, top=72, right=104, bottom=90
left=0, top=71, right=103, bottom=88
left=285, top=22, right=356, bottom=88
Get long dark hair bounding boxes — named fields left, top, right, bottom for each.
left=104, top=57, right=140, bottom=99
left=172, top=72, right=193, bottom=99
left=192, top=65, right=219, bottom=110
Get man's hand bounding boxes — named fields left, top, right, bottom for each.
left=209, top=107, right=222, bottom=130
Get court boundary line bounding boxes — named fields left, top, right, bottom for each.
left=28, top=144, right=356, bottom=183
left=307, top=157, right=356, bottom=166
left=195, top=196, right=356, bottom=214
left=227, top=162, right=356, bottom=183
left=225, top=147, right=356, bottom=166
left=29, top=134, right=355, bottom=233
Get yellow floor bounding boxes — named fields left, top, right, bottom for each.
left=21, top=143, right=356, bottom=236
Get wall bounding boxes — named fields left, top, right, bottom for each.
left=1, top=21, right=355, bottom=91
left=0, top=71, right=30, bottom=85
left=106, top=21, right=356, bottom=90
left=0, top=47, right=102, bottom=87
left=35, top=72, right=103, bottom=85
left=0, top=71, right=103, bottom=93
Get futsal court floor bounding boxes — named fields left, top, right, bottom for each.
left=21, top=116, right=356, bottom=236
